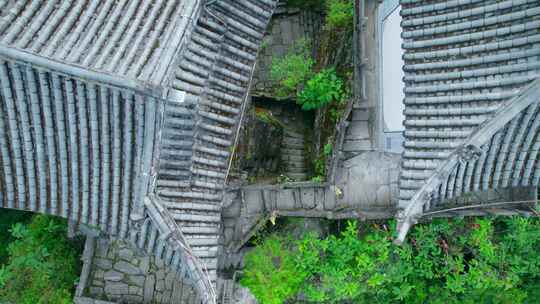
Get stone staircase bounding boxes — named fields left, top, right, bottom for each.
left=281, top=130, right=307, bottom=181
left=217, top=279, right=235, bottom=304
left=342, top=104, right=373, bottom=155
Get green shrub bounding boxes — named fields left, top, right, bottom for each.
left=242, top=217, right=540, bottom=303
left=270, top=39, right=314, bottom=98
left=0, top=215, right=83, bottom=304
left=240, top=236, right=306, bottom=304
left=0, top=209, right=32, bottom=264
left=325, top=0, right=354, bottom=30
left=297, top=68, right=344, bottom=110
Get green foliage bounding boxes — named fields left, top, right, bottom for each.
left=325, top=0, right=354, bottom=30
left=278, top=174, right=294, bottom=183
left=311, top=157, right=326, bottom=183
left=297, top=68, right=345, bottom=111
left=323, top=142, right=333, bottom=156
left=240, top=236, right=307, bottom=304
left=270, top=39, right=314, bottom=98
left=242, top=217, right=540, bottom=304
left=286, top=0, right=326, bottom=10
left=0, top=215, right=83, bottom=304
left=0, top=209, right=32, bottom=264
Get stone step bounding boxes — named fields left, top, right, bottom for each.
left=284, top=161, right=305, bottom=169
left=286, top=173, right=307, bottom=180
left=284, top=130, right=303, bottom=138
left=192, top=247, right=219, bottom=258
left=281, top=154, right=304, bottom=162
left=351, top=108, right=370, bottom=121
left=162, top=201, right=221, bottom=212
left=197, top=257, right=219, bottom=270
left=186, top=237, right=220, bottom=247
left=282, top=136, right=304, bottom=145
left=281, top=148, right=303, bottom=156
left=345, top=120, right=370, bottom=139
left=282, top=141, right=304, bottom=149
left=173, top=213, right=221, bottom=223
left=343, top=139, right=372, bottom=152
left=158, top=190, right=221, bottom=201
left=286, top=166, right=307, bottom=174
left=181, top=225, right=221, bottom=235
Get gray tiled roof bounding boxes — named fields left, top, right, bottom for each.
left=0, top=0, right=278, bottom=302
left=396, top=0, right=540, bottom=242
left=0, top=0, right=198, bottom=86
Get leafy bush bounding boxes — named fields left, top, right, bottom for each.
left=325, top=0, right=354, bottom=30
left=297, top=68, right=345, bottom=110
left=242, top=217, right=540, bottom=303
left=241, top=236, right=306, bottom=304
left=270, top=39, right=314, bottom=98
left=0, top=209, right=32, bottom=264
left=0, top=215, right=83, bottom=304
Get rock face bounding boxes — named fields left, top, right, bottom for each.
left=85, top=237, right=201, bottom=304
left=234, top=99, right=313, bottom=182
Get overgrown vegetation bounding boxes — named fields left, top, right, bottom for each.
left=298, top=68, right=345, bottom=111
left=0, top=214, right=83, bottom=304
left=270, top=39, right=314, bottom=98
left=241, top=217, right=540, bottom=304
left=269, top=0, right=354, bottom=181
left=311, top=142, right=333, bottom=182
left=0, top=209, right=32, bottom=264
left=325, top=0, right=354, bottom=30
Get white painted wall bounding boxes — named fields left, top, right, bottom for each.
left=381, top=6, right=405, bottom=132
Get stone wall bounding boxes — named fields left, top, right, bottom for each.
left=223, top=152, right=401, bottom=250
left=84, top=237, right=200, bottom=304
left=251, top=3, right=323, bottom=96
